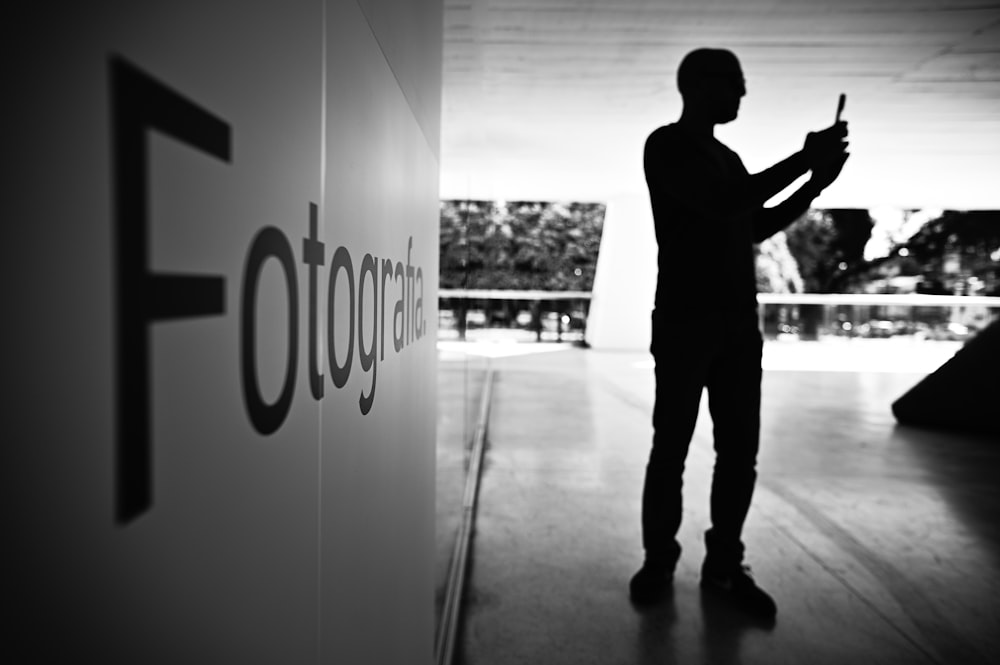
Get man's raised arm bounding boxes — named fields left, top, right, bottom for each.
left=746, top=120, right=849, bottom=212
left=646, top=122, right=848, bottom=221
left=752, top=148, right=850, bottom=242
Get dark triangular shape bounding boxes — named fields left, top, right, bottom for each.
left=892, top=319, right=1000, bottom=438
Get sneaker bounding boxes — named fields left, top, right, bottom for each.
left=629, top=561, right=673, bottom=606
left=630, top=541, right=681, bottom=607
left=700, top=563, right=777, bottom=619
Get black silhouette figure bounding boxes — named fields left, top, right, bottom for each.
left=630, top=48, right=849, bottom=618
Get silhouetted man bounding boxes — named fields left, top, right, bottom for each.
left=630, top=48, right=849, bottom=618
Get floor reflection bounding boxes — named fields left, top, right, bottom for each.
left=449, top=347, right=1000, bottom=664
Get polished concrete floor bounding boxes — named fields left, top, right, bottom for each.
left=441, top=344, right=1000, bottom=665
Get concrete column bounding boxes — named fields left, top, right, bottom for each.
left=586, top=193, right=658, bottom=350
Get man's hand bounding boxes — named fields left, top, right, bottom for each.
left=809, top=150, right=850, bottom=191
left=804, top=121, right=849, bottom=166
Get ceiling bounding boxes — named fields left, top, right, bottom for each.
left=439, top=0, right=1000, bottom=209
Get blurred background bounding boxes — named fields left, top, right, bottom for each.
left=432, top=0, right=1000, bottom=648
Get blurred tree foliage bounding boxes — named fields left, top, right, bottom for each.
left=783, top=208, right=874, bottom=293
left=902, top=210, right=1000, bottom=295
left=812, top=210, right=1000, bottom=295
left=755, top=231, right=804, bottom=294
left=756, top=207, right=1000, bottom=298
left=440, top=200, right=606, bottom=290
left=902, top=210, right=1000, bottom=257
left=775, top=208, right=874, bottom=339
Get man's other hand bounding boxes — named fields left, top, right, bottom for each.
left=804, top=121, right=849, bottom=165
left=809, top=150, right=850, bottom=191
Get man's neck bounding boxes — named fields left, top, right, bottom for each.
left=677, top=111, right=716, bottom=138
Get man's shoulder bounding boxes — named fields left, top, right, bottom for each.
left=646, top=125, right=744, bottom=171
left=646, top=123, right=683, bottom=147
left=644, top=124, right=691, bottom=164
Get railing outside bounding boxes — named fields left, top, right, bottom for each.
left=438, top=290, right=1000, bottom=344
left=756, top=293, right=1000, bottom=342
left=439, top=288, right=593, bottom=343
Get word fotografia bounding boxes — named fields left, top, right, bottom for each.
left=246, top=209, right=426, bottom=433
left=111, top=56, right=426, bottom=523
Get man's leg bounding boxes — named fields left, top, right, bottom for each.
left=642, top=352, right=707, bottom=560
left=704, top=326, right=762, bottom=567
left=631, top=328, right=709, bottom=605
left=701, top=325, right=775, bottom=618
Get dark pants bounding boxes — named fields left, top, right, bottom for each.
left=642, top=309, right=763, bottom=569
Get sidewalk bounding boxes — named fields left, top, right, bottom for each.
left=451, top=346, right=1000, bottom=665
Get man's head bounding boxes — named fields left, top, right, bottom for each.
left=677, top=48, right=745, bottom=125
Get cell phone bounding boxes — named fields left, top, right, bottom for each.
left=835, top=93, right=846, bottom=123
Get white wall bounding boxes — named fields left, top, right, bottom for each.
left=2, top=2, right=440, bottom=663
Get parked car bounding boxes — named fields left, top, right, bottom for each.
left=869, top=320, right=895, bottom=338
left=930, top=322, right=972, bottom=341
left=465, top=310, right=487, bottom=328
